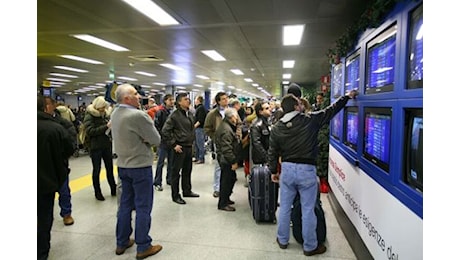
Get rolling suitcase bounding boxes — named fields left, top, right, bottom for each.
left=248, top=165, right=278, bottom=223
left=291, top=192, right=326, bottom=245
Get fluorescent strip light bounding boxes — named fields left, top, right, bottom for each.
left=49, top=81, right=66, bottom=85
left=118, top=76, right=138, bottom=81
left=283, top=60, right=295, bottom=68
left=283, top=24, right=305, bottom=46
left=47, top=77, right=71, bottom=82
left=176, top=86, right=187, bottom=90
left=244, top=78, right=253, bottom=82
left=201, top=50, right=226, bottom=61
left=282, top=81, right=290, bottom=84
left=252, top=83, right=259, bottom=87
left=283, top=74, right=292, bottom=79
left=153, top=82, right=167, bottom=86
left=193, top=84, right=203, bottom=87
left=49, top=73, right=78, bottom=78
left=159, top=63, right=184, bottom=71
left=71, top=34, right=129, bottom=52
left=60, top=55, right=104, bottom=64
left=228, top=86, right=235, bottom=89
left=230, top=69, right=244, bottom=75
left=121, top=0, right=180, bottom=26
left=196, top=75, right=209, bottom=80
left=135, top=71, right=157, bottom=77
left=54, top=66, right=88, bottom=73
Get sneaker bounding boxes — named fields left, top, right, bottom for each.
left=155, top=185, right=163, bottom=191
left=303, top=244, right=327, bottom=256
left=63, top=215, right=74, bottom=226
left=212, top=191, right=220, bottom=198
left=136, top=244, right=163, bottom=259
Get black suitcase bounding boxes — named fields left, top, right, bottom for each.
left=291, top=192, right=326, bottom=245
left=248, top=165, right=278, bottom=223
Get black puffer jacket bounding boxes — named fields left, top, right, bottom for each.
left=267, top=95, right=350, bottom=174
left=83, top=104, right=112, bottom=151
left=250, top=116, right=271, bottom=164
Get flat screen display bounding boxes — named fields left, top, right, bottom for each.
left=407, top=4, right=423, bottom=89
left=363, top=108, right=391, bottom=172
left=344, top=107, right=358, bottom=150
left=405, top=109, right=423, bottom=192
left=331, top=63, right=343, bottom=98
left=365, top=25, right=397, bottom=94
left=331, top=111, right=342, bottom=140
left=345, top=52, right=360, bottom=92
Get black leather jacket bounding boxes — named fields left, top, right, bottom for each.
left=250, top=116, right=271, bottom=164
left=162, top=108, right=195, bottom=148
left=267, top=95, right=350, bottom=174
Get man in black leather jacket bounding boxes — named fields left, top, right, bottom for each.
left=250, top=101, right=272, bottom=165
left=268, top=90, right=357, bottom=256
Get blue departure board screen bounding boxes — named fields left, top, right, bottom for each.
left=407, top=4, right=423, bottom=89
left=345, top=109, right=358, bottom=150
left=365, top=25, right=397, bottom=94
left=331, top=112, right=342, bottom=140
left=363, top=108, right=392, bottom=172
left=345, top=53, right=360, bottom=92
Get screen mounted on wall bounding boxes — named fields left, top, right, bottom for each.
left=407, top=4, right=423, bottom=89
left=365, top=24, right=397, bottom=94
left=363, top=107, right=392, bottom=172
left=345, top=51, right=360, bottom=93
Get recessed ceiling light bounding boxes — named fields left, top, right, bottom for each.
left=59, top=55, right=104, bottom=64
left=196, top=75, right=209, bottom=80
left=54, top=66, right=88, bottom=73
left=283, top=24, right=305, bottom=46
left=49, top=73, right=79, bottom=78
left=283, top=60, right=295, bottom=68
left=47, top=77, right=71, bottom=82
left=159, top=63, right=184, bottom=71
left=282, top=74, right=292, bottom=79
left=71, top=34, right=129, bottom=51
left=135, top=71, right=157, bottom=77
left=201, top=50, right=226, bottom=61
left=230, top=69, right=244, bottom=75
left=121, top=0, right=180, bottom=26
left=244, top=78, right=253, bottom=82
left=118, top=76, right=138, bottom=81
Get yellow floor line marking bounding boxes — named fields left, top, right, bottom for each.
left=55, top=167, right=118, bottom=200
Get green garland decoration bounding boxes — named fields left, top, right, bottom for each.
left=326, top=0, right=408, bottom=64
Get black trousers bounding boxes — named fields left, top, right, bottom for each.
left=171, top=146, right=193, bottom=199
left=37, top=192, right=55, bottom=260
left=218, top=162, right=237, bottom=209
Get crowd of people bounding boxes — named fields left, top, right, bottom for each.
left=37, top=83, right=357, bottom=259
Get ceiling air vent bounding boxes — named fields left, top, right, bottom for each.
left=128, top=55, right=163, bottom=62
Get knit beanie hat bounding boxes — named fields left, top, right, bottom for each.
left=287, top=83, right=302, bottom=98
left=93, top=96, right=108, bottom=109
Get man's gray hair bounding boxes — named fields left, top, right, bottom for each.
left=115, top=84, right=134, bottom=103
left=224, top=107, right=238, bottom=119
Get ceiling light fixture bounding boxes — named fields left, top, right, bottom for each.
left=282, top=74, right=292, bottom=79
left=47, top=77, right=71, bottom=82
left=121, top=0, right=180, bottom=26
left=159, top=63, right=184, bottom=71
left=54, top=66, right=88, bottom=73
left=283, top=60, right=295, bottom=68
left=135, top=71, right=157, bottom=77
left=118, top=76, right=138, bottom=81
left=59, top=55, right=103, bottom=64
left=230, top=69, right=244, bottom=75
left=244, top=78, right=253, bottom=82
left=49, top=73, right=79, bottom=78
left=201, top=50, right=226, bottom=61
left=283, top=24, right=305, bottom=46
left=71, top=34, right=129, bottom=51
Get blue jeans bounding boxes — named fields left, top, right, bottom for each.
left=116, top=166, right=154, bottom=253
left=194, top=128, right=206, bottom=162
left=277, top=162, right=318, bottom=251
left=154, top=143, right=173, bottom=186
left=37, top=192, right=55, bottom=260
left=90, top=148, right=116, bottom=194
left=58, top=176, right=72, bottom=217
left=212, top=142, right=221, bottom=192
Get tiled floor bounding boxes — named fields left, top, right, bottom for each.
left=48, top=152, right=357, bottom=260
